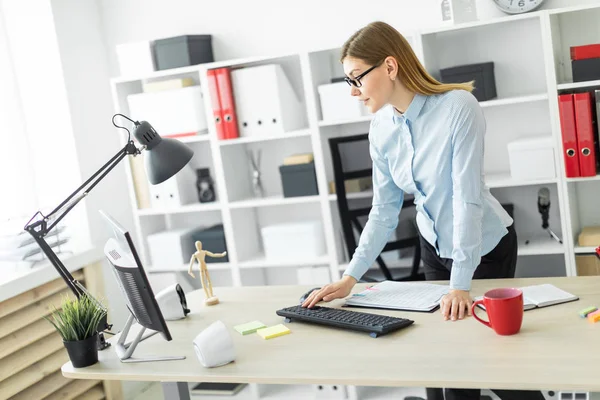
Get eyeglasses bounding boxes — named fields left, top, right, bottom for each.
left=344, top=61, right=382, bottom=88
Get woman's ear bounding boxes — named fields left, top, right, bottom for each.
left=384, top=56, right=398, bottom=81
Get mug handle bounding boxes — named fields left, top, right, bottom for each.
left=471, top=300, right=491, bottom=328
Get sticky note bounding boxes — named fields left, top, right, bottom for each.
left=256, top=324, right=291, bottom=340
left=234, top=321, right=266, bottom=335
left=587, top=310, right=600, bottom=323
left=579, top=306, right=597, bottom=318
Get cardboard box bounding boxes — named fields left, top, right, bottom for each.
left=576, top=255, right=600, bottom=276
left=578, top=226, right=600, bottom=247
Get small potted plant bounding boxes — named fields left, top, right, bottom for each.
left=46, top=293, right=107, bottom=368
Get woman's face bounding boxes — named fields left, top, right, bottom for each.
left=342, top=56, right=393, bottom=114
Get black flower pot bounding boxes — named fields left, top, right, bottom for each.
left=63, top=333, right=99, bottom=368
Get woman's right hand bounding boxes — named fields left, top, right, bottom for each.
left=302, top=275, right=357, bottom=308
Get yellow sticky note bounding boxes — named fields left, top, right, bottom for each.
left=256, top=324, right=291, bottom=340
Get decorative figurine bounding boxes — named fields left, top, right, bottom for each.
left=248, top=149, right=265, bottom=198
left=187, top=241, right=227, bottom=306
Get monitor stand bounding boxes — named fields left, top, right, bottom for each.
left=115, top=313, right=186, bottom=363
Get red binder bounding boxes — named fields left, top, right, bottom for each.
left=215, top=68, right=239, bottom=140
left=570, top=44, right=600, bottom=61
left=207, top=69, right=226, bottom=140
left=573, top=92, right=597, bottom=177
left=557, top=94, right=580, bottom=178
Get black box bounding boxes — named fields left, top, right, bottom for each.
left=572, top=58, right=600, bottom=82
left=279, top=161, right=319, bottom=198
left=153, top=35, right=214, bottom=71
left=190, top=224, right=228, bottom=263
left=440, top=62, right=497, bottom=101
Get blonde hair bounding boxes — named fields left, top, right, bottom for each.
left=341, top=21, right=473, bottom=95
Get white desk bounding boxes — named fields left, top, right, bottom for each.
left=63, top=276, right=600, bottom=399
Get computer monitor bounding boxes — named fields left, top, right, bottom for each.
left=100, top=210, right=185, bottom=363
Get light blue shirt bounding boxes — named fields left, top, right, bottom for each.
left=343, top=90, right=513, bottom=291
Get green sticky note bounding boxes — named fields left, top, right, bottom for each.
left=579, top=306, right=598, bottom=318
left=234, top=321, right=267, bottom=335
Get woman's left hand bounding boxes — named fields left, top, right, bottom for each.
left=440, top=289, right=472, bottom=321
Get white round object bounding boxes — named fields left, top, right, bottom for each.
left=493, top=0, right=545, bottom=14
left=193, top=320, right=236, bottom=368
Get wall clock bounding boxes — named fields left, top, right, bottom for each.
left=493, top=0, right=545, bottom=14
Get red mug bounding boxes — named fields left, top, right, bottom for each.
left=471, top=288, right=524, bottom=335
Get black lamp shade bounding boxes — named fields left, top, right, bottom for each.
left=133, top=121, right=194, bottom=184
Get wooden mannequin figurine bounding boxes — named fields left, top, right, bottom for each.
left=187, top=241, right=227, bottom=306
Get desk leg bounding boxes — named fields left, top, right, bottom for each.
left=162, top=382, right=190, bottom=400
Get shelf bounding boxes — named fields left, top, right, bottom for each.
left=318, top=115, right=372, bottom=127
left=328, top=190, right=373, bottom=201
left=131, top=382, right=256, bottom=400
left=146, top=262, right=232, bottom=273
left=557, top=80, right=600, bottom=91
left=517, top=237, right=564, bottom=256
left=136, top=202, right=221, bottom=216
left=338, top=254, right=417, bottom=271
left=565, top=175, right=600, bottom=182
left=479, top=93, right=548, bottom=108
left=485, top=172, right=557, bottom=189
left=229, top=195, right=320, bottom=209
left=420, top=11, right=541, bottom=35
left=177, top=133, right=211, bottom=143
left=575, top=246, right=597, bottom=254
left=110, top=64, right=203, bottom=84
left=238, top=254, right=330, bottom=269
left=218, top=129, right=311, bottom=145
left=259, top=384, right=314, bottom=400
left=315, top=94, right=546, bottom=128
left=358, top=386, right=427, bottom=400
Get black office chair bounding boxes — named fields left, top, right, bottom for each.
left=328, top=133, right=425, bottom=283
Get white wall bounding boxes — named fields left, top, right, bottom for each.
left=98, top=0, right=600, bottom=78
left=51, top=0, right=132, bottom=330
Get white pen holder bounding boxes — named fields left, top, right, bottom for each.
left=193, top=320, right=236, bottom=368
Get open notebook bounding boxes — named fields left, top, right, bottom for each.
left=343, top=281, right=449, bottom=312
left=476, top=283, right=579, bottom=311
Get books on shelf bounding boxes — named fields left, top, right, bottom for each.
left=190, top=382, right=246, bottom=396
left=476, top=283, right=579, bottom=311
left=343, top=281, right=449, bottom=312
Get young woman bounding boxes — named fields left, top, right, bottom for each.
left=301, top=21, right=544, bottom=400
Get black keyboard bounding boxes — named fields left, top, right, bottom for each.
left=276, top=305, right=414, bottom=338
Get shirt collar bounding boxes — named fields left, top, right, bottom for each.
left=392, top=93, right=426, bottom=125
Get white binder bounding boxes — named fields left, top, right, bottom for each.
left=231, top=64, right=307, bottom=137
left=148, top=165, right=197, bottom=208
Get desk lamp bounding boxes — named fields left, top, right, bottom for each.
left=24, top=114, right=194, bottom=349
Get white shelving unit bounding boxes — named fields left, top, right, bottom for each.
left=110, top=5, right=600, bottom=399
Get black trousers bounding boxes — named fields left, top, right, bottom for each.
left=420, top=225, right=544, bottom=400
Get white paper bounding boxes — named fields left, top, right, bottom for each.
left=344, top=281, right=449, bottom=311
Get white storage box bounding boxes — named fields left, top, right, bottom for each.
left=318, top=81, right=369, bottom=122
left=231, top=64, right=307, bottom=137
left=116, top=41, right=155, bottom=76
left=148, top=164, right=197, bottom=208
left=507, top=136, right=556, bottom=181
left=127, top=86, right=208, bottom=138
left=260, top=221, right=326, bottom=261
left=297, top=266, right=331, bottom=285
left=147, top=227, right=202, bottom=268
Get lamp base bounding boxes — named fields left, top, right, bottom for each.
left=205, top=296, right=219, bottom=306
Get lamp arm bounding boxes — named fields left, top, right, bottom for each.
left=23, top=140, right=141, bottom=300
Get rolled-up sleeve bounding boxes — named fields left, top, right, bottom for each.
left=343, top=137, right=404, bottom=282
left=449, top=95, right=486, bottom=291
